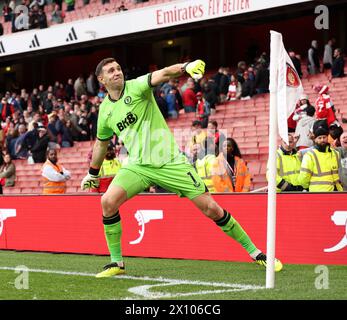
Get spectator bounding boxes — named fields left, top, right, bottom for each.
left=43, top=92, right=54, bottom=114
left=14, top=124, right=29, bottom=159
left=117, top=1, right=128, bottom=11
left=78, top=116, right=91, bottom=141
left=288, top=49, right=303, bottom=78
left=332, top=48, right=345, bottom=78
left=31, top=126, right=50, bottom=163
left=254, top=61, right=269, bottom=94
left=298, top=121, right=343, bottom=192
left=54, top=0, right=63, bottom=10
left=203, top=80, right=218, bottom=114
left=191, top=142, right=216, bottom=192
left=267, top=134, right=303, bottom=192
left=212, top=67, right=224, bottom=90
left=65, top=78, right=75, bottom=102
left=86, top=72, right=98, bottom=96
left=236, top=61, right=247, bottom=84
left=336, top=132, right=347, bottom=190
left=227, top=74, right=241, bottom=101
left=165, top=87, right=178, bottom=119
left=204, top=120, right=226, bottom=156
left=37, top=8, right=48, bottom=29
left=182, top=79, right=197, bottom=113
left=87, top=106, right=98, bottom=140
left=196, top=92, right=210, bottom=128
left=307, top=40, right=320, bottom=75
left=2, top=2, right=12, bottom=23
left=115, top=139, right=128, bottom=164
left=240, top=71, right=255, bottom=100
left=47, top=113, right=63, bottom=149
left=41, top=149, right=71, bottom=194
left=61, top=120, right=74, bottom=148
left=328, top=122, right=343, bottom=144
left=154, top=90, right=168, bottom=119
left=30, top=88, right=40, bottom=111
left=189, top=120, right=207, bottom=151
left=65, top=0, right=75, bottom=12
left=288, top=94, right=311, bottom=133
left=74, top=76, right=87, bottom=100
left=219, top=68, right=230, bottom=102
left=314, top=85, right=337, bottom=127
left=211, top=137, right=251, bottom=192
left=0, top=153, right=16, bottom=194
left=323, top=39, right=335, bottom=73
left=0, top=97, right=15, bottom=121
left=94, top=144, right=122, bottom=193
left=38, top=105, right=49, bottom=127
left=294, top=104, right=316, bottom=150
left=51, top=4, right=65, bottom=24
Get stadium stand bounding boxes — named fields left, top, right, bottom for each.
left=0, top=0, right=174, bottom=35
left=3, top=60, right=347, bottom=195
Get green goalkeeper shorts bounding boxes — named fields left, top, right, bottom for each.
left=111, top=161, right=207, bottom=200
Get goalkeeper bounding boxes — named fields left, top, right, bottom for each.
left=81, top=58, right=283, bottom=277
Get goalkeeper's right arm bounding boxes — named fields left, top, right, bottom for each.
left=81, top=139, right=109, bottom=190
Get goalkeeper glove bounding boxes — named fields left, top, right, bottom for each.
left=183, top=59, right=206, bottom=80
left=81, top=168, right=100, bottom=190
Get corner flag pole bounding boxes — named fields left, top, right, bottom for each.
left=266, top=30, right=280, bottom=288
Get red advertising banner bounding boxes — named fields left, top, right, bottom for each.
left=0, top=193, right=346, bottom=265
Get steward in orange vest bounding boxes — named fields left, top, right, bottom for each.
left=41, top=149, right=71, bottom=194
left=211, top=138, right=251, bottom=192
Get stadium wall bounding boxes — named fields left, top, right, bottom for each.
left=0, top=193, right=346, bottom=265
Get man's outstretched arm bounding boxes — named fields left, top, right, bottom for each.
left=150, top=60, right=206, bottom=87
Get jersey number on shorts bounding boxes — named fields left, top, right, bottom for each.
left=187, top=172, right=201, bottom=188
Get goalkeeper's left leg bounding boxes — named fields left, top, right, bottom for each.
left=191, top=193, right=283, bottom=272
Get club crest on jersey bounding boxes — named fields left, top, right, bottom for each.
left=116, top=112, right=138, bottom=132
left=124, top=96, right=132, bottom=105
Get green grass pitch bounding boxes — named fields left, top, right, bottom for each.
left=0, top=250, right=346, bottom=300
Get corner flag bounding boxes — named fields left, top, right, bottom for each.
left=269, top=31, right=304, bottom=145
left=266, top=31, right=304, bottom=288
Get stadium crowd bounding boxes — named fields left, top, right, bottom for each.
left=0, top=0, right=151, bottom=34
left=0, top=42, right=346, bottom=193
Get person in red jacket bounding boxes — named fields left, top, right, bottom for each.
left=182, top=80, right=197, bottom=113
left=314, top=85, right=338, bottom=127
left=0, top=97, right=15, bottom=122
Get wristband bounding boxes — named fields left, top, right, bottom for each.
left=89, top=167, right=100, bottom=176
left=181, top=62, right=189, bottom=73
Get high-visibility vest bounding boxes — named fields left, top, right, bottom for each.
left=41, top=161, right=66, bottom=194
left=298, top=147, right=342, bottom=192
left=267, top=148, right=302, bottom=192
left=211, top=154, right=251, bottom=192
left=95, top=158, right=122, bottom=193
left=99, top=159, right=122, bottom=178
left=194, top=154, right=216, bottom=192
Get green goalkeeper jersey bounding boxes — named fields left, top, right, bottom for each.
left=97, top=73, right=184, bottom=167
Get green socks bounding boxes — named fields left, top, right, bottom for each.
left=216, top=210, right=259, bottom=256
left=103, top=212, right=123, bottom=263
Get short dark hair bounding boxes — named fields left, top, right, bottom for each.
left=192, top=120, right=202, bottom=127
left=209, top=120, right=218, bottom=128
left=95, top=58, right=116, bottom=77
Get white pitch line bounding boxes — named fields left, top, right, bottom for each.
left=0, top=266, right=264, bottom=289
left=0, top=266, right=264, bottom=299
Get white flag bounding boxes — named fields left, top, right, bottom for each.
left=269, top=31, right=304, bottom=144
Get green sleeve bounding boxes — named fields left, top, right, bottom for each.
left=132, top=74, right=153, bottom=96
left=96, top=107, right=114, bottom=141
